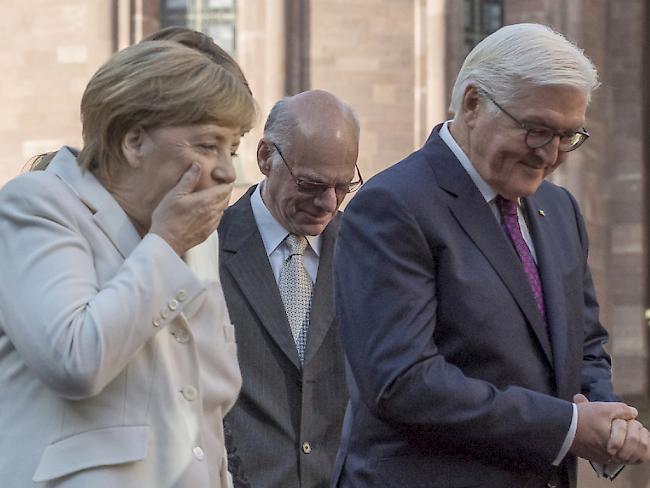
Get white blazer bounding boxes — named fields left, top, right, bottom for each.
left=0, top=147, right=241, bottom=487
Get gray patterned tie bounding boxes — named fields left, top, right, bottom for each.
left=279, top=234, right=313, bottom=363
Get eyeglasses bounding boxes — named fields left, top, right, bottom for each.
left=271, top=142, right=363, bottom=197
left=482, top=92, right=589, bottom=152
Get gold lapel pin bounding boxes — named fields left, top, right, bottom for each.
left=538, top=209, right=546, bottom=217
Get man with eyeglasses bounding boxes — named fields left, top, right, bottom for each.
left=218, top=89, right=360, bottom=488
left=332, top=24, right=649, bottom=488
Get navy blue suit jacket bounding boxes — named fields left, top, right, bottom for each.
left=332, top=127, right=617, bottom=488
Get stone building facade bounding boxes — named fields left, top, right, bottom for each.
left=1, top=0, right=648, bottom=485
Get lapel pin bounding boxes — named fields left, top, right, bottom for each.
left=538, top=209, right=546, bottom=217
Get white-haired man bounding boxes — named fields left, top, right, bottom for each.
left=332, top=23, right=648, bottom=488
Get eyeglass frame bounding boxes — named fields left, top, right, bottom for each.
left=270, top=141, right=363, bottom=197
left=481, top=91, right=590, bottom=152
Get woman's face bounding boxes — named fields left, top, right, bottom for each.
left=132, top=123, right=241, bottom=210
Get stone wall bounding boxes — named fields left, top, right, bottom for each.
left=0, top=0, right=114, bottom=183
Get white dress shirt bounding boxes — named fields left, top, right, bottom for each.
left=250, top=183, right=321, bottom=284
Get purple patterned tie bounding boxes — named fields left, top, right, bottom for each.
left=495, top=196, right=547, bottom=321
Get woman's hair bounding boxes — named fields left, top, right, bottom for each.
left=142, top=26, right=252, bottom=96
left=31, top=37, right=256, bottom=174
left=78, top=40, right=256, bottom=176
left=449, top=23, right=599, bottom=114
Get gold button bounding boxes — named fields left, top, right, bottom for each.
left=181, top=385, right=198, bottom=401
left=302, top=442, right=311, bottom=454
left=192, top=446, right=204, bottom=461
left=168, top=299, right=179, bottom=311
left=152, top=318, right=161, bottom=328
left=177, top=290, right=187, bottom=302
left=160, top=308, right=169, bottom=319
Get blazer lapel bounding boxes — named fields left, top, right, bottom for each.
left=303, top=216, right=339, bottom=365
left=48, top=147, right=142, bottom=259
left=524, top=192, right=569, bottom=393
left=221, top=193, right=302, bottom=370
left=91, top=205, right=142, bottom=259
left=425, top=132, right=554, bottom=367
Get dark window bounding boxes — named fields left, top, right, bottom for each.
left=464, top=0, right=503, bottom=56
left=161, top=0, right=237, bottom=55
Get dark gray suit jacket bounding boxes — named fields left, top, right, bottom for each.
left=220, top=186, right=348, bottom=488
left=332, top=127, right=618, bottom=488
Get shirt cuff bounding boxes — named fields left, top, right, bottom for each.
left=590, top=461, right=625, bottom=480
left=553, top=402, right=577, bottom=465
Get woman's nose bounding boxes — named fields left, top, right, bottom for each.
left=213, top=157, right=237, bottom=185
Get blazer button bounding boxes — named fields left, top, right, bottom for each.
left=302, top=442, right=311, bottom=454
left=181, top=385, right=198, bottom=401
left=152, top=318, right=161, bottom=328
left=168, top=299, right=179, bottom=311
left=173, top=329, right=190, bottom=344
left=160, top=308, right=170, bottom=319
left=192, top=446, right=205, bottom=461
left=177, top=290, right=187, bottom=302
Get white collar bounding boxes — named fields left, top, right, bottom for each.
left=48, top=146, right=142, bottom=258
left=250, top=182, right=321, bottom=257
left=438, top=121, right=500, bottom=204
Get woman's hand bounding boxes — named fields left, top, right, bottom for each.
left=150, top=162, right=233, bottom=255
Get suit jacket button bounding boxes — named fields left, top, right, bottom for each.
left=302, top=442, right=311, bottom=454
left=181, top=385, right=198, bottom=401
left=192, top=446, right=204, bottom=461
left=152, top=318, right=161, bottom=328
left=173, top=329, right=190, bottom=343
left=176, top=290, right=187, bottom=302
left=168, top=299, right=179, bottom=311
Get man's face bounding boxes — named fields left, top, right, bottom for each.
left=465, top=85, right=588, bottom=200
left=259, top=129, right=359, bottom=236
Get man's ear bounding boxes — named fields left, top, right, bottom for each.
left=121, top=126, right=146, bottom=169
left=257, top=139, right=273, bottom=176
left=461, top=85, right=483, bottom=129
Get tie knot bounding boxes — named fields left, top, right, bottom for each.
left=285, top=234, right=308, bottom=255
left=495, top=195, right=518, bottom=217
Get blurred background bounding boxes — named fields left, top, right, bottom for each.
left=1, top=0, right=648, bottom=485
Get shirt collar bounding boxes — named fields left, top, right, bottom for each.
left=439, top=120, right=499, bottom=204
left=250, top=182, right=321, bottom=257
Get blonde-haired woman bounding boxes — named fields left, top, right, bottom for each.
left=0, top=40, right=255, bottom=487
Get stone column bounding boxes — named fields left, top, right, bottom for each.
left=233, top=0, right=286, bottom=195
left=414, top=0, right=448, bottom=147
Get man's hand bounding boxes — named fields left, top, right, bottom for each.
left=570, top=393, right=638, bottom=464
left=607, top=417, right=650, bottom=464
left=150, top=162, right=233, bottom=256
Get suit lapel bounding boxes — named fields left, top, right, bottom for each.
left=524, top=192, right=569, bottom=393
left=221, top=192, right=302, bottom=370
left=425, top=131, right=554, bottom=368
left=303, top=216, right=339, bottom=365
left=48, top=147, right=142, bottom=259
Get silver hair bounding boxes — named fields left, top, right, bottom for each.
left=449, top=23, right=600, bottom=114
left=263, top=94, right=360, bottom=167
left=263, top=97, right=299, bottom=167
